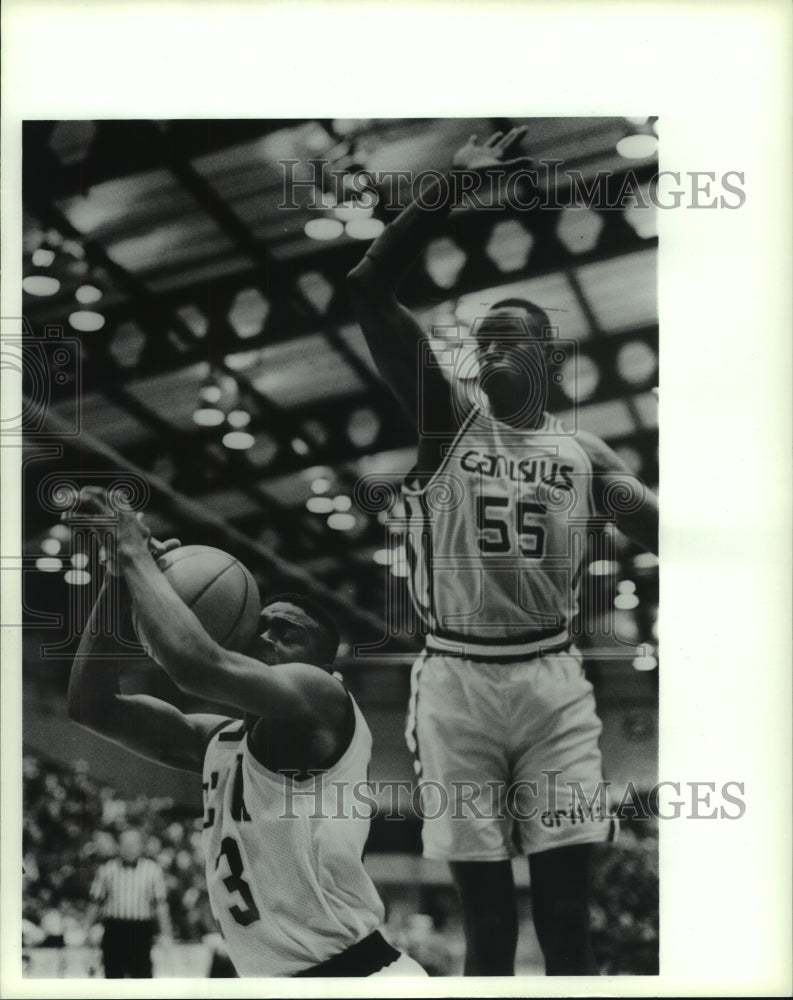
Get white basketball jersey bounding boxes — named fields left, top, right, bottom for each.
left=201, top=696, right=384, bottom=976
left=403, top=408, right=595, bottom=658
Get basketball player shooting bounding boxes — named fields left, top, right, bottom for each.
left=67, top=487, right=425, bottom=978
left=347, top=127, right=659, bottom=975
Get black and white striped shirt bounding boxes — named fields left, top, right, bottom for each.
left=89, top=858, right=166, bottom=921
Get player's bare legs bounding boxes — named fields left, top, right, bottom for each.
left=528, top=843, right=599, bottom=975
left=449, top=860, right=518, bottom=975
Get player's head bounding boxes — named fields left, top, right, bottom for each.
left=473, top=298, right=551, bottom=426
left=119, top=828, right=143, bottom=862
left=253, top=594, right=340, bottom=671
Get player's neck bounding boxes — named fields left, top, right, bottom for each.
left=486, top=404, right=548, bottom=431
left=480, top=390, right=547, bottom=430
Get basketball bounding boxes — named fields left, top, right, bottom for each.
left=132, top=545, right=262, bottom=654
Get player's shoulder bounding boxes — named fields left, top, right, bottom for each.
left=280, top=661, right=348, bottom=708
left=248, top=666, right=354, bottom=772
left=571, top=428, right=627, bottom=473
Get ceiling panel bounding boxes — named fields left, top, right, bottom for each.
left=250, top=332, right=365, bottom=407
left=575, top=247, right=657, bottom=334
left=123, top=362, right=210, bottom=429
left=49, top=392, right=150, bottom=447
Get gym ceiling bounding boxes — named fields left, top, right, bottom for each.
left=20, top=117, right=659, bottom=655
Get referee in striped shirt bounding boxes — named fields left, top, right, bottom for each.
left=86, top=828, right=173, bottom=978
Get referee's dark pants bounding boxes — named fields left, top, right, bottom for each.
left=101, top=918, right=156, bottom=978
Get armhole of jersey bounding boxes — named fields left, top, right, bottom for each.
left=206, top=718, right=238, bottom=746
left=402, top=404, right=480, bottom=496
left=203, top=719, right=240, bottom=769
left=562, top=420, right=596, bottom=515
left=322, top=692, right=365, bottom=779
left=241, top=688, right=357, bottom=779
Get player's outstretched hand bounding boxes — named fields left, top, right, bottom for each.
left=452, top=126, right=531, bottom=172
left=63, top=486, right=180, bottom=573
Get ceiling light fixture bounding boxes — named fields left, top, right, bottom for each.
left=304, top=218, right=344, bottom=241
left=222, top=431, right=255, bottom=450
left=192, top=407, right=225, bottom=427
left=291, top=437, right=310, bottom=456
left=327, top=512, right=356, bottom=531
left=75, top=284, right=103, bottom=305
left=616, top=119, right=658, bottom=160
left=345, top=218, right=385, bottom=241
left=23, top=276, right=61, bottom=297
left=31, top=248, right=56, bottom=268
left=36, top=557, right=63, bottom=573
left=227, top=409, right=251, bottom=429
left=68, top=310, right=105, bottom=332
left=306, top=496, right=334, bottom=514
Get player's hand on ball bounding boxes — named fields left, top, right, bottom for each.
left=104, top=534, right=180, bottom=574
left=452, top=126, right=531, bottom=172
left=149, top=536, right=181, bottom=561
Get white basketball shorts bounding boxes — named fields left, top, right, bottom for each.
left=405, top=646, right=616, bottom=861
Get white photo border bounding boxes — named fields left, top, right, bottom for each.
left=2, top=1, right=791, bottom=996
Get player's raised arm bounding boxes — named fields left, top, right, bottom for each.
left=347, top=127, right=531, bottom=441
left=577, top=430, right=659, bottom=555
left=67, top=571, right=229, bottom=774
left=74, top=490, right=347, bottom=747
left=120, top=544, right=345, bottom=725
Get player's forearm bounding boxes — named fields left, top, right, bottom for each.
left=67, top=578, right=127, bottom=726
left=348, top=170, right=456, bottom=292
left=118, top=543, right=223, bottom=691
left=615, top=491, right=659, bottom=555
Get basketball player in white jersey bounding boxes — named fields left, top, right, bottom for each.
left=347, top=127, right=659, bottom=975
left=67, top=488, right=425, bottom=978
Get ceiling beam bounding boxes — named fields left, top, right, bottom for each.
left=36, top=409, right=406, bottom=648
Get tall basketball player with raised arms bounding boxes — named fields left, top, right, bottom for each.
left=347, top=126, right=658, bottom=975
left=67, top=487, right=425, bottom=978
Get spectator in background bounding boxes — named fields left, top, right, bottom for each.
left=84, top=828, right=172, bottom=978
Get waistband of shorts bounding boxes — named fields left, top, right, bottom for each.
left=423, top=629, right=571, bottom=662
left=293, top=930, right=400, bottom=978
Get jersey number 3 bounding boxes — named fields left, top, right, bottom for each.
left=476, top=495, right=546, bottom=557
left=217, top=836, right=260, bottom=927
